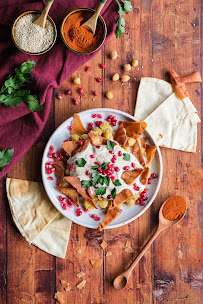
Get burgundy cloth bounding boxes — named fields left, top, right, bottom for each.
left=0, top=0, right=118, bottom=178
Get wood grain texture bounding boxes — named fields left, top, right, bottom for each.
left=0, top=0, right=202, bottom=303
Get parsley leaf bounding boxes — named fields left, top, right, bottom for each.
left=115, top=0, right=132, bottom=38
left=123, top=153, right=130, bottom=161
left=101, top=162, right=110, bottom=170
left=113, top=179, right=122, bottom=186
left=96, top=187, right=106, bottom=196
left=92, top=172, right=101, bottom=185
left=82, top=180, right=92, bottom=188
left=103, top=176, right=110, bottom=186
left=0, top=60, right=42, bottom=112
left=111, top=188, right=117, bottom=199
left=122, top=0, right=132, bottom=12
left=0, top=148, right=14, bottom=171
left=107, top=140, right=115, bottom=151
left=76, top=158, right=87, bottom=167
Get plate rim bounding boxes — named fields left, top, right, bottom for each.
left=41, top=108, right=163, bottom=229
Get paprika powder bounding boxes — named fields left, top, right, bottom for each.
left=162, top=195, right=186, bottom=221
left=62, top=10, right=104, bottom=53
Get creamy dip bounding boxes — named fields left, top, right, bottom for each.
left=67, top=142, right=146, bottom=199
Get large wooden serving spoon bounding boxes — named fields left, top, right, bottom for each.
left=82, top=0, right=107, bottom=35
left=113, top=196, right=187, bottom=290
left=33, top=0, right=54, bottom=29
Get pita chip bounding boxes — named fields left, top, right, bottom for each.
left=98, top=207, right=122, bottom=231
left=140, top=167, right=149, bottom=185
left=121, top=169, right=143, bottom=185
left=6, top=178, right=71, bottom=258
left=132, top=139, right=145, bottom=166
left=71, top=113, right=87, bottom=135
left=145, top=144, right=157, bottom=165
left=174, top=71, right=201, bottom=85
left=62, top=140, right=89, bottom=156
left=109, top=189, right=133, bottom=209
left=169, top=69, right=189, bottom=100
left=114, top=123, right=129, bottom=147
left=88, top=131, right=108, bottom=145
left=54, top=291, right=64, bottom=304
left=56, top=186, right=79, bottom=207
left=140, top=137, right=148, bottom=146
left=52, top=161, right=65, bottom=186
left=65, top=176, right=97, bottom=209
left=120, top=121, right=147, bottom=139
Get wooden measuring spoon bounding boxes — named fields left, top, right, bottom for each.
left=113, top=196, right=187, bottom=290
left=82, top=0, right=107, bottom=35
left=33, top=0, right=54, bottom=29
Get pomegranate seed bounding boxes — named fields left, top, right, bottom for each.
left=69, top=204, right=74, bottom=208
left=142, top=195, right=148, bottom=201
left=124, top=166, right=130, bottom=170
left=112, top=116, right=116, bottom=121
left=109, top=115, right=113, bottom=119
left=50, top=145, right=54, bottom=151
left=55, top=157, right=60, bottom=161
left=57, top=94, right=62, bottom=100
left=86, top=170, right=90, bottom=175
left=67, top=198, right=72, bottom=204
left=64, top=139, right=69, bottom=142
left=45, top=164, right=49, bottom=170
left=112, top=158, right=116, bottom=163
left=143, top=189, right=147, bottom=193
left=70, top=164, right=74, bottom=170
left=62, top=204, right=67, bottom=210
left=48, top=154, right=53, bottom=158
left=134, top=186, right=140, bottom=191
left=90, top=154, right=96, bottom=158
left=86, top=66, right=91, bottom=72
left=49, top=161, right=53, bottom=165
left=97, top=114, right=102, bottom=118
left=107, top=173, right=112, bottom=178
left=114, top=167, right=120, bottom=172
left=107, top=194, right=112, bottom=199
left=100, top=63, right=105, bottom=69
left=106, top=118, right=111, bottom=122
left=151, top=173, right=157, bottom=179
left=79, top=141, right=83, bottom=145
left=93, top=91, right=98, bottom=96
left=118, top=151, right=122, bottom=156
left=77, top=211, right=82, bottom=216
left=88, top=126, right=93, bottom=130
left=69, top=126, right=73, bottom=131
left=132, top=163, right=136, bottom=168
left=96, top=120, right=102, bottom=126
left=113, top=155, right=117, bottom=160
left=147, top=178, right=151, bottom=184
left=135, top=200, right=139, bottom=205
left=79, top=88, right=84, bottom=94
left=109, top=151, right=114, bottom=154
left=56, top=181, right=59, bottom=186
left=96, top=145, right=101, bottom=149
left=59, top=196, right=63, bottom=201
left=94, top=185, right=98, bottom=188
left=96, top=77, right=102, bottom=83
left=77, top=208, right=81, bottom=211
left=74, top=98, right=79, bottom=105
left=111, top=121, right=117, bottom=126
left=140, top=192, right=145, bottom=197
left=91, top=214, right=97, bottom=218
left=84, top=208, right=89, bottom=212
left=65, top=90, right=71, bottom=95
left=93, top=114, right=97, bottom=118
left=140, top=201, right=145, bottom=206
left=47, top=177, right=53, bottom=180
left=47, top=169, right=51, bottom=174
left=102, top=171, right=105, bottom=175
left=94, top=161, right=100, bottom=165
left=50, top=167, right=55, bottom=172
left=98, top=167, right=102, bottom=172
left=62, top=198, right=67, bottom=203
left=111, top=176, right=116, bottom=182
left=94, top=216, right=100, bottom=221
left=88, top=122, right=93, bottom=127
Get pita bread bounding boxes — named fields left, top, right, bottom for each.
left=52, top=161, right=65, bottom=186
left=121, top=169, right=143, bottom=185
left=140, top=167, right=150, bottom=185
left=6, top=178, right=71, bottom=258
left=109, top=189, right=133, bottom=209
left=98, top=207, right=122, bottom=231
left=120, top=121, right=147, bottom=139
left=88, top=132, right=108, bottom=145
left=132, top=139, right=145, bottom=166
left=56, top=186, right=79, bottom=207
left=114, top=123, right=129, bottom=147
left=145, top=144, right=157, bottom=165
left=134, top=77, right=173, bottom=120
left=62, top=140, right=90, bottom=156
left=71, top=113, right=87, bottom=135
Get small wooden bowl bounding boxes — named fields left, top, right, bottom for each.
left=11, top=10, right=57, bottom=55
left=60, top=8, right=107, bottom=54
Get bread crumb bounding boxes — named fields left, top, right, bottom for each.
left=54, top=291, right=64, bottom=304
left=106, top=251, right=112, bottom=257
left=124, top=247, right=134, bottom=254
left=89, top=259, right=102, bottom=268
left=76, top=279, right=86, bottom=290
left=125, top=241, right=130, bottom=248
left=76, top=272, right=85, bottom=279
left=60, top=280, right=71, bottom=291
left=100, top=240, right=108, bottom=250
left=77, top=249, right=82, bottom=254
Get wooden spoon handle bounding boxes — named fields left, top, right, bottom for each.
left=41, top=0, right=54, bottom=18
left=94, top=0, right=107, bottom=17
left=124, top=225, right=165, bottom=279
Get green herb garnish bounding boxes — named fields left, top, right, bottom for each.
left=92, top=172, right=101, bottom=185
left=0, top=148, right=14, bottom=172
left=123, top=153, right=130, bottom=161
left=96, top=187, right=107, bottom=196
left=113, top=179, right=122, bottom=186
left=91, top=162, right=110, bottom=171
left=103, top=176, right=110, bottom=186
left=107, top=140, right=115, bottom=151
left=111, top=188, right=117, bottom=199
left=0, top=60, right=42, bottom=112
left=76, top=158, right=87, bottom=167
left=82, top=180, right=92, bottom=188
left=115, top=0, right=132, bottom=38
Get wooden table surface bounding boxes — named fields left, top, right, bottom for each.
left=0, top=0, right=202, bottom=303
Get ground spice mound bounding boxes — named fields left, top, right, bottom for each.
left=63, top=11, right=104, bottom=52
left=162, top=196, right=186, bottom=221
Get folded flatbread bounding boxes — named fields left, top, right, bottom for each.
left=6, top=178, right=72, bottom=258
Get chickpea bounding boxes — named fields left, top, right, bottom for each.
left=132, top=59, right=139, bottom=67
left=73, top=77, right=81, bottom=84
left=106, top=91, right=113, bottom=99
left=110, top=51, right=118, bottom=60
left=121, top=75, right=130, bottom=83
left=123, top=64, right=131, bottom=72
left=112, top=73, right=120, bottom=81
left=72, top=134, right=80, bottom=141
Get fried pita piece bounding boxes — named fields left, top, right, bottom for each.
left=54, top=291, right=64, bottom=304
left=98, top=207, right=122, bottom=231
left=140, top=167, right=150, bottom=185
left=109, top=189, right=133, bottom=209
left=72, top=140, right=90, bottom=156
left=174, top=71, right=202, bottom=85
left=114, top=122, right=129, bottom=147
left=121, top=169, right=143, bottom=185
left=140, top=137, right=148, bottom=146
left=120, top=121, right=147, bottom=139
left=62, top=140, right=89, bottom=156
left=88, top=131, right=108, bottom=145
left=132, top=140, right=145, bottom=166
left=145, top=144, right=157, bottom=165
left=56, top=186, right=79, bottom=207
left=64, top=176, right=97, bottom=209
left=52, top=161, right=65, bottom=186
left=170, top=69, right=189, bottom=100
left=71, top=113, right=87, bottom=135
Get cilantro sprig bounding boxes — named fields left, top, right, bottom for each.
left=115, top=0, right=132, bottom=38
left=107, top=140, right=115, bottom=151
left=82, top=180, right=92, bottom=188
left=0, top=148, right=14, bottom=172
left=111, top=188, right=117, bottom=199
left=96, top=187, right=107, bottom=196
left=0, top=60, right=42, bottom=112
left=76, top=158, right=87, bottom=167
left=91, top=162, right=110, bottom=171
left=123, top=153, right=130, bottom=161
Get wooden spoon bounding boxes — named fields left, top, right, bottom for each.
left=113, top=196, right=187, bottom=290
left=82, top=0, right=107, bottom=35
left=33, top=0, right=54, bottom=29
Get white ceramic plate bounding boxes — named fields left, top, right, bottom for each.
left=42, top=108, right=162, bottom=229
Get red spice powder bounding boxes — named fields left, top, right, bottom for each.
left=162, top=195, right=186, bottom=221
